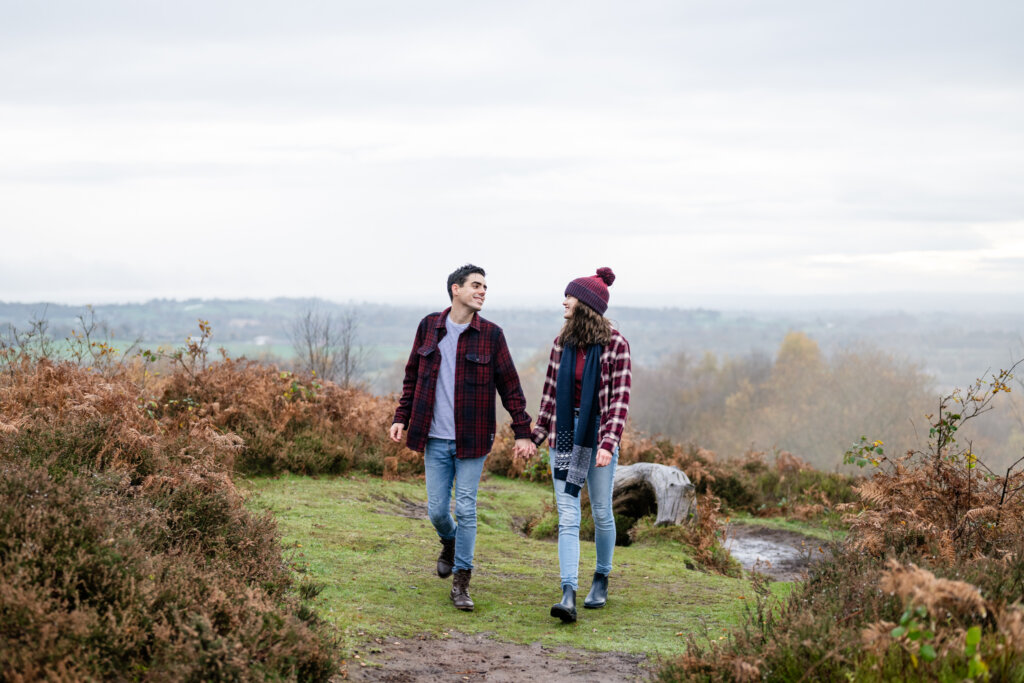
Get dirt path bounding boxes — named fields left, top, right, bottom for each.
left=344, top=631, right=650, bottom=682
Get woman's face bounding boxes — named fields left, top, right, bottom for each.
left=563, top=295, right=578, bottom=319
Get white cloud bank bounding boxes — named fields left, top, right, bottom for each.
left=1, top=0, right=1022, bottom=309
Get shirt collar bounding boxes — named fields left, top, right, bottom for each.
left=436, top=307, right=480, bottom=331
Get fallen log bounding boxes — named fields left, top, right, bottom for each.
left=612, top=462, right=697, bottom=526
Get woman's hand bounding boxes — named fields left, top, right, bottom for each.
left=513, top=439, right=537, bottom=461
left=595, top=448, right=613, bottom=467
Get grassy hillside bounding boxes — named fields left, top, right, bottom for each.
left=244, top=473, right=791, bottom=657
left=5, top=317, right=1023, bottom=681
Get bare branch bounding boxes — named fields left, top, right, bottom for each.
left=289, top=306, right=367, bottom=388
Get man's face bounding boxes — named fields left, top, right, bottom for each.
left=452, top=273, right=487, bottom=311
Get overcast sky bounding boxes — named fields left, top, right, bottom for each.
left=2, top=0, right=1022, bottom=310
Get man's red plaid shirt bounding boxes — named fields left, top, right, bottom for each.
left=393, top=308, right=532, bottom=458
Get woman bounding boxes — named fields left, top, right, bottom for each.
left=527, top=267, right=631, bottom=623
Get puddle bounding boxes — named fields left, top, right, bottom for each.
left=726, top=525, right=825, bottom=581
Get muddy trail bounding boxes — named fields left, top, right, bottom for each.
left=341, top=526, right=822, bottom=681
left=344, top=631, right=649, bottom=681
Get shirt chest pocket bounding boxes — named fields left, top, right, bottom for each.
left=417, top=344, right=437, bottom=377
left=464, top=353, right=492, bottom=384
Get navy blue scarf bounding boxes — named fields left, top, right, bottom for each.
left=553, top=343, right=602, bottom=497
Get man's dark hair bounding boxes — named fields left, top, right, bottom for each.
left=447, top=264, right=486, bottom=300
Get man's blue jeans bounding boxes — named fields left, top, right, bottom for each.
left=424, top=438, right=487, bottom=572
left=552, top=438, right=619, bottom=591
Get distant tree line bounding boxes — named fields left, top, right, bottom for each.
left=629, top=332, right=1024, bottom=472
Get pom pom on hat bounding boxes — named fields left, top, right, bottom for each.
left=596, top=267, right=615, bottom=286
left=565, top=267, right=616, bottom=315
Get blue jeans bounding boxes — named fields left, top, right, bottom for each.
left=424, top=438, right=488, bottom=572
left=552, top=432, right=619, bottom=591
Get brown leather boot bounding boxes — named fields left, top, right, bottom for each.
left=449, top=569, right=474, bottom=611
left=437, top=538, right=456, bottom=578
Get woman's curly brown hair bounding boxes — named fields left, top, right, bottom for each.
left=559, top=301, right=612, bottom=348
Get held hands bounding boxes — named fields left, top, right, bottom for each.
left=389, top=423, right=405, bottom=443
left=390, top=426, right=538, bottom=462
left=513, top=438, right=537, bottom=461
left=510, top=440, right=609, bottom=465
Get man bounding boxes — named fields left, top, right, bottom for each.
left=389, top=264, right=536, bottom=611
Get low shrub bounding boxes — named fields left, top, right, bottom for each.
left=148, top=357, right=415, bottom=477
left=616, top=431, right=860, bottom=519
left=0, top=460, right=336, bottom=681
left=660, top=549, right=1024, bottom=682
left=0, top=344, right=340, bottom=680
left=658, top=364, right=1024, bottom=681
left=630, top=494, right=740, bottom=576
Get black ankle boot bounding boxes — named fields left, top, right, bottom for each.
left=550, top=585, right=577, bottom=623
left=436, top=537, right=456, bottom=578
left=584, top=572, right=608, bottom=609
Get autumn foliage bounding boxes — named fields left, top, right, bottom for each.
left=630, top=332, right=937, bottom=471
left=660, top=364, right=1024, bottom=682
left=0, top=334, right=343, bottom=679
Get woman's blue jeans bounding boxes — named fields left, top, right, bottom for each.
left=424, top=438, right=487, bottom=572
left=552, top=432, right=619, bottom=591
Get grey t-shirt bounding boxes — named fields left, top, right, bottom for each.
left=428, top=317, right=470, bottom=440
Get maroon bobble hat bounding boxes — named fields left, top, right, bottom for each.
left=565, top=267, right=616, bottom=315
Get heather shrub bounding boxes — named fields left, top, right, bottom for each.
left=0, top=460, right=335, bottom=681
left=12, top=418, right=159, bottom=482
left=658, top=364, right=1024, bottom=681
left=618, top=429, right=859, bottom=518
left=660, top=550, right=1024, bottom=681
left=148, top=354, right=416, bottom=476
left=0, top=338, right=340, bottom=680
left=839, top=365, right=1024, bottom=561
left=659, top=550, right=891, bottom=682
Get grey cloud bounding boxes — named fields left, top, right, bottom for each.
left=2, top=1, right=1022, bottom=112
left=837, top=185, right=1024, bottom=225
left=979, top=256, right=1024, bottom=270
left=2, top=0, right=1023, bottom=305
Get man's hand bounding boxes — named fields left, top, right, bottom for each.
left=595, top=448, right=613, bottom=467
left=389, top=423, right=405, bottom=443
left=513, top=438, right=537, bottom=461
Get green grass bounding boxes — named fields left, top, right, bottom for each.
left=244, top=473, right=790, bottom=657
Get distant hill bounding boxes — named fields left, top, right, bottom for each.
left=2, top=298, right=1022, bottom=391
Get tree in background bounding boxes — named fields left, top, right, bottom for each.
left=289, top=307, right=367, bottom=388
left=631, top=332, right=937, bottom=470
